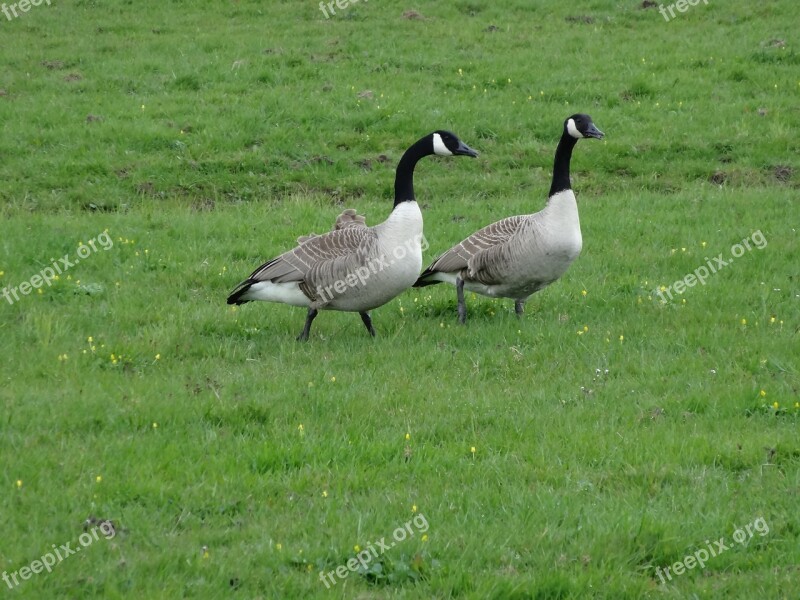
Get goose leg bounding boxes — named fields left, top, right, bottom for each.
left=515, top=299, right=525, bottom=316
left=456, top=277, right=467, bottom=324
left=296, top=308, right=318, bottom=341
left=359, top=311, right=376, bottom=337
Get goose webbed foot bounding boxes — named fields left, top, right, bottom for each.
left=296, top=308, right=318, bottom=341
left=456, top=277, right=467, bottom=324
left=514, top=300, right=525, bottom=317
left=359, top=311, right=376, bottom=337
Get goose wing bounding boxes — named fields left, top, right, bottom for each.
left=423, top=215, right=527, bottom=275
left=227, top=209, right=378, bottom=305
left=247, top=225, right=375, bottom=284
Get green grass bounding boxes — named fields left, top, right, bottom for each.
left=1, top=0, right=799, bottom=598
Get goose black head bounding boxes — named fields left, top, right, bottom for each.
left=431, top=130, right=479, bottom=158
left=564, top=114, right=604, bottom=140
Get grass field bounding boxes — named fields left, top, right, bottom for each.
left=1, top=0, right=799, bottom=598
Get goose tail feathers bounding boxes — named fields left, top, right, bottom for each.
left=226, top=279, right=256, bottom=305
left=413, top=268, right=442, bottom=288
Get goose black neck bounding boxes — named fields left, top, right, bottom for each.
left=548, top=133, right=578, bottom=197
left=394, top=136, right=431, bottom=207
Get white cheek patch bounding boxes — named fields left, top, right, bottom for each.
left=566, top=118, right=583, bottom=139
left=432, top=133, right=453, bottom=156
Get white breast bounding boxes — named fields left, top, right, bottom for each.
left=539, top=190, right=582, bottom=261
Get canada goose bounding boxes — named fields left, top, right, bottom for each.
left=227, top=131, right=478, bottom=340
left=414, top=114, right=603, bottom=323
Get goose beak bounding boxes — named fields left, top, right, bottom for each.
left=455, top=140, right=479, bottom=157
left=585, top=124, right=604, bottom=139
